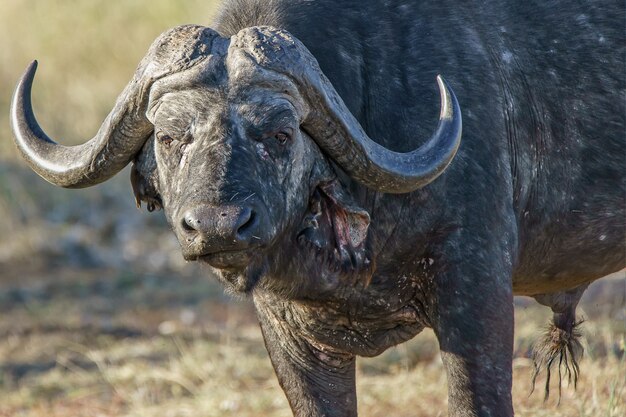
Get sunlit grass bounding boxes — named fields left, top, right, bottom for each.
left=0, top=269, right=623, bottom=417
left=0, top=323, right=623, bottom=417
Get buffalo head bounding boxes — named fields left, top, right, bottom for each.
left=11, top=25, right=461, bottom=294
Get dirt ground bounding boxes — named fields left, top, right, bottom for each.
left=0, top=263, right=623, bottom=417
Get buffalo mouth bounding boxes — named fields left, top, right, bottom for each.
left=198, top=249, right=268, bottom=293
left=197, top=249, right=256, bottom=269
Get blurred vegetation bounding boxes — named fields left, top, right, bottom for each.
left=0, top=1, right=623, bottom=416
left=0, top=0, right=219, bottom=155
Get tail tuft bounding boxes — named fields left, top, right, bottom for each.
left=530, top=317, right=584, bottom=402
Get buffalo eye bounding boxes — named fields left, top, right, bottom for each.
left=156, top=131, right=175, bottom=147
left=275, top=132, right=290, bottom=145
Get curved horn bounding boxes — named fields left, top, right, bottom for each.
left=233, top=27, right=462, bottom=194
left=10, top=25, right=219, bottom=189
left=303, top=75, right=462, bottom=193
left=10, top=60, right=153, bottom=188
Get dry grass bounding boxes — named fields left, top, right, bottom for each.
left=0, top=267, right=623, bottom=417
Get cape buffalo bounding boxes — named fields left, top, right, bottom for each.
left=10, top=0, right=625, bottom=416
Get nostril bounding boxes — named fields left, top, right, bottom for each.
left=236, top=209, right=257, bottom=238
left=181, top=213, right=198, bottom=233
left=180, top=206, right=261, bottom=249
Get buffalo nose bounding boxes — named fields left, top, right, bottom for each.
left=179, top=205, right=260, bottom=254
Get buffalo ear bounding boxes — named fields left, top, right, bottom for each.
left=130, top=138, right=161, bottom=212
left=130, top=165, right=142, bottom=208
left=298, top=177, right=374, bottom=285
left=318, top=181, right=370, bottom=249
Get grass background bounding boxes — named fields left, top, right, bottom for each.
left=0, top=1, right=624, bottom=416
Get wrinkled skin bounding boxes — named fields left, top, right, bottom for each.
left=133, top=29, right=377, bottom=297
left=10, top=1, right=626, bottom=416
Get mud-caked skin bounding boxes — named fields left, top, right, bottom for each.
left=10, top=1, right=626, bottom=416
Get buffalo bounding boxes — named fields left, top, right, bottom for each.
left=10, top=0, right=625, bottom=416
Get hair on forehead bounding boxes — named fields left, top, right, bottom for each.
left=213, top=0, right=286, bottom=36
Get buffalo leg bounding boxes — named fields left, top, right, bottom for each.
left=254, top=294, right=358, bottom=417
left=432, top=262, right=515, bottom=417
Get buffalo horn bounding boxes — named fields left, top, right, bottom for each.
left=302, top=73, right=462, bottom=193
left=235, top=27, right=462, bottom=194
left=10, top=60, right=153, bottom=188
